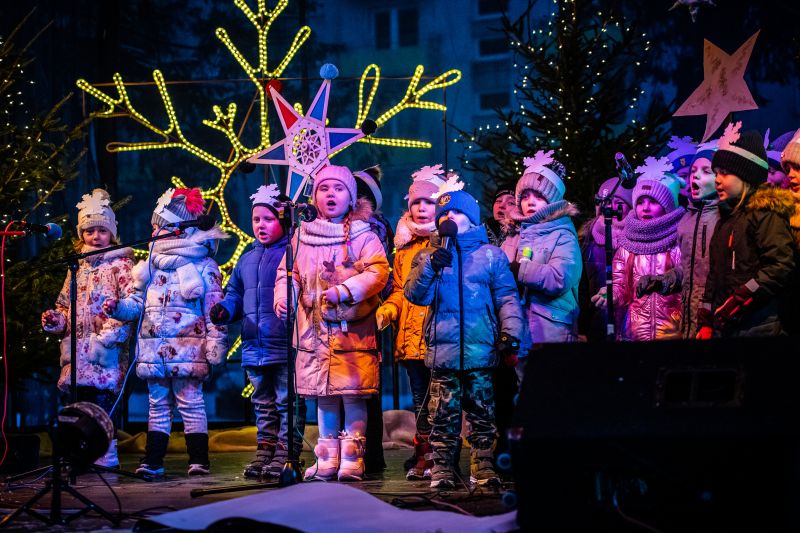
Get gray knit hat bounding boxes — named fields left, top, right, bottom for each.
left=151, top=187, right=206, bottom=228
left=515, top=150, right=566, bottom=205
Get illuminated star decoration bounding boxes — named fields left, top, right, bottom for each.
left=673, top=31, right=760, bottom=142
left=248, top=64, right=365, bottom=201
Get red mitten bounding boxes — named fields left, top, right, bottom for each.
left=696, top=327, right=713, bottom=340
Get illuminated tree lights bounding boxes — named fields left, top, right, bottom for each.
left=76, top=0, right=461, bottom=362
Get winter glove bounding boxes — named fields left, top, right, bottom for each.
left=102, top=298, right=118, bottom=316
left=376, top=303, right=398, bottom=331
left=496, top=333, right=521, bottom=367
left=209, top=303, right=230, bottom=325
left=715, top=283, right=757, bottom=323
left=636, top=274, right=663, bottom=298
left=591, top=286, right=607, bottom=310
left=660, top=269, right=680, bottom=295
left=696, top=305, right=713, bottom=340
left=430, top=247, right=453, bottom=272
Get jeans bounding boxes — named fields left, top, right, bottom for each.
left=146, top=377, right=207, bottom=435
left=246, top=364, right=306, bottom=453
left=402, top=360, right=432, bottom=435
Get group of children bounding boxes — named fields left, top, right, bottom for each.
left=43, top=121, right=800, bottom=488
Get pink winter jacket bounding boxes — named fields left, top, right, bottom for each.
left=274, top=200, right=389, bottom=397
left=44, top=247, right=136, bottom=392
left=612, top=246, right=682, bottom=341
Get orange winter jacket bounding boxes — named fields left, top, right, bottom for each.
left=383, top=214, right=433, bottom=361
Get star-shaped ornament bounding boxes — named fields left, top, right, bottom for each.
left=248, top=66, right=365, bottom=202
left=673, top=31, right=759, bottom=142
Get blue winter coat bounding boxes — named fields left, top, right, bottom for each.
left=218, top=237, right=288, bottom=367
left=501, top=201, right=582, bottom=343
left=404, top=225, right=527, bottom=371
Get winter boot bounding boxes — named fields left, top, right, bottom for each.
left=95, top=438, right=119, bottom=469
left=430, top=446, right=456, bottom=489
left=136, top=431, right=169, bottom=477
left=303, top=438, right=340, bottom=481
left=337, top=433, right=366, bottom=482
left=244, top=442, right=275, bottom=479
left=263, top=442, right=288, bottom=478
left=406, top=434, right=433, bottom=481
left=185, top=433, right=211, bottom=476
left=469, top=446, right=500, bottom=486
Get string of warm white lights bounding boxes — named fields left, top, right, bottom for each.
left=76, top=0, right=461, bottom=364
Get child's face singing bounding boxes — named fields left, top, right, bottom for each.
left=410, top=199, right=435, bottom=225
left=784, top=162, right=800, bottom=202
left=520, top=190, right=548, bottom=216
left=252, top=206, right=284, bottom=245
left=635, top=196, right=666, bottom=220
left=152, top=224, right=175, bottom=237
left=315, top=180, right=350, bottom=221
left=714, top=168, right=745, bottom=203
left=437, top=210, right=472, bottom=234
left=82, top=226, right=111, bottom=247
left=689, top=157, right=717, bottom=201
left=492, top=194, right=515, bottom=223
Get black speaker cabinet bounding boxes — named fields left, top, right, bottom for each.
left=510, top=337, right=800, bottom=532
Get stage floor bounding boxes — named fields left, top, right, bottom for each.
left=0, top=448, right=513, bottom=532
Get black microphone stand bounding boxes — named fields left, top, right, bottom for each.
left=595, top=178, right=627, bottom=341
left=189, top=203, right=309, bottom=498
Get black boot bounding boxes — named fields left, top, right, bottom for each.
left=244, top=442, right=275, bottom=479
left=263, top=442, right=288, bottom=478
left=136, top=431, right=169, bottom=477
left=185, top=433, right=210, bottom=476
left=363, top=393, right=386, bottom=474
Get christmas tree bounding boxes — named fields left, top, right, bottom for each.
left=459, top=0, right=673, bottom=209
left=1, top=11, right=90, bottom=383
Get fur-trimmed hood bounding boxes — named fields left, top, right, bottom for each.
left=746, top=186, right=795, bottom=219
left=350, top=197, right=374, bottom=222
left=394, top=212, right=435, bottom=250
left=511, top=200, right=579, bottom=225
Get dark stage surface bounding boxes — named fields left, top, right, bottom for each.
left=0, top=448, right=513, bottom=532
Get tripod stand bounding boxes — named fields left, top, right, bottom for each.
left=0, top=414, right=120, bottom=528
left=0, top=230, right=186, bottom=527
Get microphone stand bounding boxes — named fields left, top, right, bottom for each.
left=0, top=230, right=183, bottom=528
left=595, top=179, right=626, bottom=341
left=190, top=204, right=308, bottom=498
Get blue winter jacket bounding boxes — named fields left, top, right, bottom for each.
left=218, top=237, right=288, bottom=367
left=404, top=225, right=527, bottom=371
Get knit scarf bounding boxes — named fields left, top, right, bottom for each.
left=299, top=217, right=371, bottom=246
left=512, top=200, right=569, bottom=225
left=590, top=215, right=626, bottom=249
left=394, top=212, right=435, bottom=249
left=147, top=227, right=227, bottom=299
left=620, top=207, right=685, bottom=255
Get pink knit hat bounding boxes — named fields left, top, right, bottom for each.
left=406, top=164, right=447, bottom=209
left=312, top=165, right=357, bottom=210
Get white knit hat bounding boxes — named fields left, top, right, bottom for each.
left=76, top=189, right=117, bottom=239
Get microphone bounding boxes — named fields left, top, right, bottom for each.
left=18, top=221, right=62, bottom=240
left=438, top=220, right=458, bottom=250
left=168, top=214, right=215, bottom=231
left=275, top=201, right=318, bottom=223
left=615, top=152, right=636, bottom=189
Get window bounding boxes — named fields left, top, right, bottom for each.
left=398, top=9, right=418, bottom=47
left=375, top=12, right=391, bottom=49
left=478, top=0, right=508, bottom=15
left=479, top=37, right=508, bottom=57
left=375, top=8, right=418, bottom=49
left=480, top=92, right=510, bottom=110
